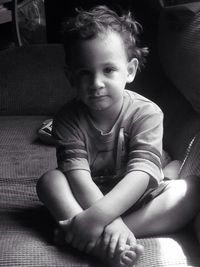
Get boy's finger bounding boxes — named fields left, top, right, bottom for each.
left=109, top=233, right=119, bottom=258
left=102, top=233, right=110, bottom=252
left=59, top=218, right=73, bottom=230
left=118, top=235, right=127, bottom=252
left=128, top=239, right=137, bottom=248
left=127, top=234, right=137, bottom=247
left=85, top=242, right=96, bottom=254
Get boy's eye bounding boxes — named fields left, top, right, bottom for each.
left=104, top=67, right=116, bottom=74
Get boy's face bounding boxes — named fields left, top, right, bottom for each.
left=68, top=31, right=138, bottom=112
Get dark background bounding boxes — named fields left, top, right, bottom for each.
left=44, top=0, right=160, bottom=46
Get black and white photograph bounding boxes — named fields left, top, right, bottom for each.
left=1, top=1, right=200, bottom=266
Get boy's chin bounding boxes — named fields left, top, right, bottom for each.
left=87, top=104, right=109, bottom=112
left=84, top=101, right=109, bottom=111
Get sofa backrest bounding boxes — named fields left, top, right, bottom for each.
left=0, top=44, right=75, bottom=115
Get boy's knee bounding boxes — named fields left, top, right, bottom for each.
left=178, top=176, right=200, bottom=201
left=36, top=169, right=65, bottom=200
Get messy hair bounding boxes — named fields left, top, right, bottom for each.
left=61, top=5, right=149, bottom=70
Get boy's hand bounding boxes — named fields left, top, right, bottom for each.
left=101, top=218, right=136, bottom=258
left=59, top=210, right=105, bottom=252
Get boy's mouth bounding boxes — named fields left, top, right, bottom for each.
left=89, top=94, right=107, bottom=99
left=88, top=95, right=108, bottom=102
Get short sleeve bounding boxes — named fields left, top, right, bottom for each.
left=52, top=105, right=90, bottom=174
left=126, top=104, right=164, bottom=184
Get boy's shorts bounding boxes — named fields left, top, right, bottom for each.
left=96, top=176, right=171, bottom=214
left=125, top=179, right=171, bottom=214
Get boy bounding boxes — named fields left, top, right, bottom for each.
left=36, top=5, right=200, bottom=267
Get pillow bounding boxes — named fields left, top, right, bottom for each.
left=158, top=2, right=200, bottom=112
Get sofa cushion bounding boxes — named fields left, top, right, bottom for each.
left=0, top=116, right=57, bottom=178
left=0, top=45, right=75, bottom=115
left=158, top=2, right=200, bottom=113
left=157, top=79, right=200, bottom=161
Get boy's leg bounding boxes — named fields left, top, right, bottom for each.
left=123, top=176, right=200, bottom=237
left=37, top=170, right=142, bottom=267
left=36, top=169, right=83, bottom=221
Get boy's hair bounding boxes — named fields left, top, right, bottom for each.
left=61, top=5, right=149, bottom=70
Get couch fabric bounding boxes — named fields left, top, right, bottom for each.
left=158, top=2, right=200, bottom=113
left=1, top=44, right=200, bottom=266
left=0, top=45, right=75, bottom=115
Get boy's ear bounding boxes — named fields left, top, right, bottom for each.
left=126, top=58, right=138, bottom=83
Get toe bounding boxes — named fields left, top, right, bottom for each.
left=120, top=251, right=137, bottom=267
left=124, top=250, right=137, bottom=261
left=135, top=244, right=144, bottom=255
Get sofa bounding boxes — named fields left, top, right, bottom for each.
left=1, top=6, right=200, bottom=266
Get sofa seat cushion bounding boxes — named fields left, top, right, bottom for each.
left=0, top=116, right=200, bottom=266
left=0, top=116, right=57, bottom=179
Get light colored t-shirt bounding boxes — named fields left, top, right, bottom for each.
left=52, top=90, right=164, bottom=185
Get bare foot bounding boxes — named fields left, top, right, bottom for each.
left=92, top=240, right=144, bottom=267
left=54, top=226, right=144, bottom=266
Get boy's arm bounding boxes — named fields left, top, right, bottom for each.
left=61, top=169, right=146, bottom=251
left=65, top=169, right=149, bottom=226
left=65, top=169, right=104, bottom=208
left=66, top=168, right=150, bottom=225
left=61, top=169, right=132, bottom=250
left=75, top=170, right=150, bottom=227
left=66, top=168, right=149, bottom=216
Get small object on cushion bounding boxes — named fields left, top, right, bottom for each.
left=38, top=118, right=55, bottom=145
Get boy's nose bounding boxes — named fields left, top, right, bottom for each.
left=90, top=73, right=104, bottom=90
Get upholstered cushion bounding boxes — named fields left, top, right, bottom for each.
left=158, top=2, right=200, bottom=113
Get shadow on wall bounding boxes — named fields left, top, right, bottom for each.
left=44, top=0, right=159, bottom=44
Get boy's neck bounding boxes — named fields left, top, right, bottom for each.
left=87, top=100, right=123, bottom=133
